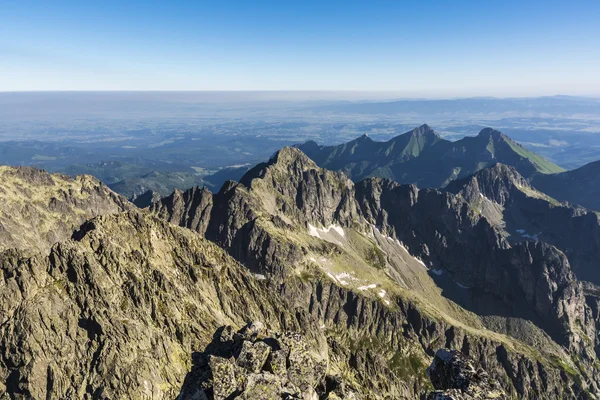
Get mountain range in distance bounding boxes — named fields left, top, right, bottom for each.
left=297, top=124, right=564, bottom=186
left=296, top=124, right=600, bottom=212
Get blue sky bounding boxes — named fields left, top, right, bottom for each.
left=1, top=0, right=599, bottom=96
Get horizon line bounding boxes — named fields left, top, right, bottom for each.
left=0, top=90, right=598, bottom=101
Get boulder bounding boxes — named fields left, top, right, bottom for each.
left=426, top=349, right=505, bottom=400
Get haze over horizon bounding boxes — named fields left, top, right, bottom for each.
left=2, top=0, right=599, bottom=96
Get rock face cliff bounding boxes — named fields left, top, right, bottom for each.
left=152, top=147, right=600, bottom=399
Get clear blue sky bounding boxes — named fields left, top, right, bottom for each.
left=1, top=0, right=599, bottom=96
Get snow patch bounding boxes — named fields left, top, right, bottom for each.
left=308, top=224, right=320, bottom=238
left=328, top=224, right=345, bottom=237
left=327, top=272, right=337, bottom=283
left=254, top=274, right=267, bottom=281
left=308, top=223, right=345, bottom=238
left=516, top=229, right=542, bottom=240
left=335, top=272, right=358, bottom=286
left=357, top=284, right=377, bottom=291
left=384, top=299, right=390, bottom=305
left=378, top=290, right=386, bottom=298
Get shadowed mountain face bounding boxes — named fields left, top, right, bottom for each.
left=296, top=125, right=564, bottom=188
left=531, top=160, right=600, bottom=212
left=152, top=147, right=600, bottom=399
left=445, top=164, right=600, bottom=285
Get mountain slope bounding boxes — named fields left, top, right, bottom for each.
left=297, top=125, right=564, bottom=188
left=0, top=166, right=131, bottom=254
left=0, top=211, right=320, bottom=399
left=531, top=160, right=600, bottom=212
left=152, top=147, right=599, bottom=398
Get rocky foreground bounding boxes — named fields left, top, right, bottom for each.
left=177, top=322, right=510, bottom=400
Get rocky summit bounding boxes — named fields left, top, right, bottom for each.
left=178, top=323, right=335, bottom=400
left=1, top=143, right=600, bottom=399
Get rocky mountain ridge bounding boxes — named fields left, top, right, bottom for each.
left=0, top=210, right=324, bottom=399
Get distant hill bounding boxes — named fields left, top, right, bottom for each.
left=531, top=160, right=600, bottom=212
left=296, top=124, right=564, bottom=188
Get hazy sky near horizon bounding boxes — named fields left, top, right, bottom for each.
left=1, top=0, right=599, bottom=96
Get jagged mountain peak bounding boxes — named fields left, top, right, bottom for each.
left=454, top=163, right=530, bottom=190
left=411, top=123, right=439, bottom=137
left=390, top=123, right=440, bottom=143
left=445, top=163, right=535, bottom=209
left=240, top=147, right=319, bottom=187
left=357, top=133, right=372, bottom=141
left=272, top=146, right=319, bottom=168
left=477, top=127, right=507, bottom=141
left=297, top=124, right=563, bottom=189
